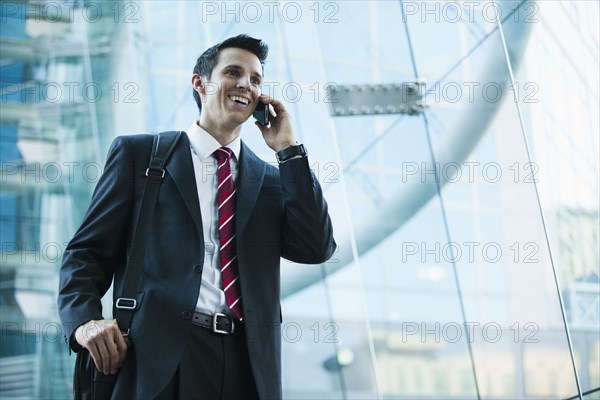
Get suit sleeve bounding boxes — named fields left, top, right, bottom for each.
left=279, top=156, right=336, bottom=264
left=57, top=136, right=135, bottom=347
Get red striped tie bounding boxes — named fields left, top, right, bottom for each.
left=214, top=147, right=243, bottom=320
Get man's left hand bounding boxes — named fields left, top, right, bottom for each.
left=254, top=95, right=297, bottom=152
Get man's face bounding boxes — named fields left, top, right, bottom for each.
left=199, top=47, right=263, bottom=131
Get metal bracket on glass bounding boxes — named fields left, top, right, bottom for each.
left=326, top=82, right=427, bottom=117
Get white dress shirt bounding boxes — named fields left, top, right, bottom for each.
left=187, top=120, right=241, bottom=315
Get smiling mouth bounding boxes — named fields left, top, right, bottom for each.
left=229, top=95, right=250, bottom=106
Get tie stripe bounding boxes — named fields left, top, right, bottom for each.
left=213, top=147, right=243, bottom=320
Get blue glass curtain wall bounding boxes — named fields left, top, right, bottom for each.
left=0, top=1, right=598, bottom=398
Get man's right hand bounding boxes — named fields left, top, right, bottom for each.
left=75, top=319, right=129, bottom=375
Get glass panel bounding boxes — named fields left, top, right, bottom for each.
left=504, top=1, right=600, bottom=397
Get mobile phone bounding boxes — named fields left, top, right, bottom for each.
left=253, top=101, right=269, bottom=126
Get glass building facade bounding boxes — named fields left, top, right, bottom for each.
left=1, top=1, right=598, bottom=398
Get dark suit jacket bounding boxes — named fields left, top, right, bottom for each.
left=57, top=132, right=336, bottom=399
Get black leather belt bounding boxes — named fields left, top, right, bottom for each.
left=192, top=311, right=236, bottom=334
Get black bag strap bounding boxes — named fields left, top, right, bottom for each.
left=115, top=131, right=182, bottom=335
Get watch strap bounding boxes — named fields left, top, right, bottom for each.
left=276, top=144, right=307, bottom=163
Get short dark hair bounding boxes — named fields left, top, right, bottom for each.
left=192, top=34, right=268, bottom=113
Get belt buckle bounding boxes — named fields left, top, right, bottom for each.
left=212, top=312, right=234, bottom=334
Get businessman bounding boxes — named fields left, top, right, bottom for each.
left=58, top=34, right=336, bottom=399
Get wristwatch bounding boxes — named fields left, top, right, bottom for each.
left=276, top=144, right=307, bottom=163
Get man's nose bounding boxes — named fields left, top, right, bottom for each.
left=236, top=76, right=251, bottom=89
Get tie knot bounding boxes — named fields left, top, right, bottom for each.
left=213, top=147, right=233, bottom=163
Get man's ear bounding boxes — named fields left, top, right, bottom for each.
left=191, top=73, right=205, bottom=95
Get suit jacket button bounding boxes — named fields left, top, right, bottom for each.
left=181, top=311, right=192, bottom=320
left=193, top=264, right=202, bottom=274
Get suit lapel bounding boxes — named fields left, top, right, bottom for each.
left=163, top=135, right=264, bottom=239
left=237, top=141, right=266, bottom=236
left=165, top=132, right=202, bottom=235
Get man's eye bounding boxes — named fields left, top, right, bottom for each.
left=227, top=70, right=238, bottom=76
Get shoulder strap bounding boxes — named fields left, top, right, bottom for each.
left=115, top=131, right=182, bottom=335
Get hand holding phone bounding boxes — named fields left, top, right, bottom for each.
left=254, top=95, right=296, bottom=152
left=253, top=101, right=269, bottom=126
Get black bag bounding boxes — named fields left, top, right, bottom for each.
left=72, top=131, right=182, bottom=400
left=74, top=349, right=117, bottom=400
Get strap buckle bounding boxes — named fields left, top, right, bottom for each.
left=116, top=297, right=137, bottom=310
left=145, top=168, right=166, bottom=178
left=212, top=312, right=234, bottom=334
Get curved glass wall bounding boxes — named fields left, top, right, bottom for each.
left=1, top=1, right=598, bottom=398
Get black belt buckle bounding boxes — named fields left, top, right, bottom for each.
left=213, top=312, right=234, bottom=334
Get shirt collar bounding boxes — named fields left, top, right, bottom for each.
left=187, top=120, right=241, bottom=162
